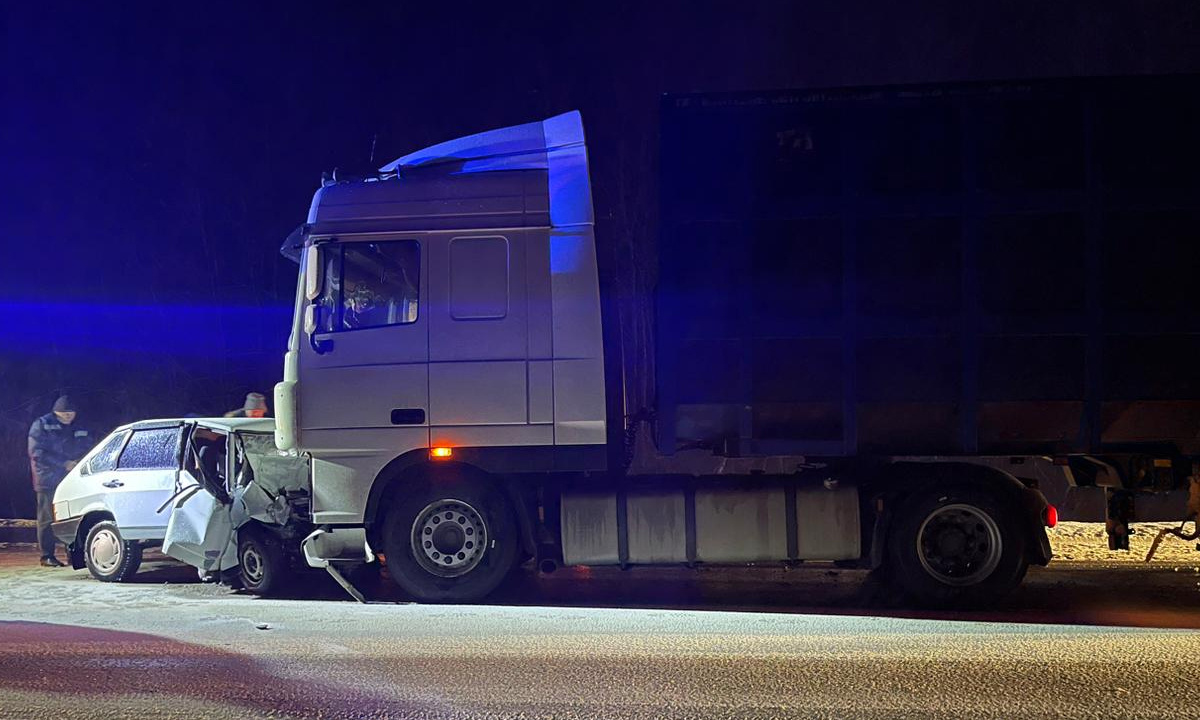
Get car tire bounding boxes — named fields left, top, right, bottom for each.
left=237, top=525, right=288, bottom=596
left=83, top=520, right=143, bottom=583
left=886, top=484, right=1029, bottom=607
left=382, top=474, right=518, bottom=603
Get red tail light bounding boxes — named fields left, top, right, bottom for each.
left=1044, top=504, right=1058, bottom=528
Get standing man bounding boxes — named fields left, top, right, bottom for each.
left=224, top=392, right=270, bottom=418
left=27, top=395, right=93, bottom=567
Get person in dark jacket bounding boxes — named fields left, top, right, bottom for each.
left=27, top=395, right=94, bottom=567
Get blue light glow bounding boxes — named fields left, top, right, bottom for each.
left=0, top=301, right=292, bottom=357
left=550, top=235, right=586, bottom=275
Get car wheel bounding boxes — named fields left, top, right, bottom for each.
left=84, top=520, right=143, bottom=582
left=886, top=485, right=1028, bottom=607
left=382, top=475, right=518, bottom=602
left=238, top=525, right=287, bottom=596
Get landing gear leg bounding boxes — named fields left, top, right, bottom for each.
left=1144, top=474, right=1200, bottom=562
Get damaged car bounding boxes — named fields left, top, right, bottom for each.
left=159, top=417, right=314, bottom=595
left=51, top=417, right=314, bottom=591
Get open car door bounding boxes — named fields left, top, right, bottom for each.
left=161, top=427, right=237, bottom=574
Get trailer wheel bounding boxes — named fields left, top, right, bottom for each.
left=84, top=520, right=143, bottom=583
left=382, top=475, right=518, bottom=602
left=887, top=485, right=1028, bottom=606
left=238, top=525, right=287, bottom=596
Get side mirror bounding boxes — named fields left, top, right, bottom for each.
left=304, top=304, right=318, bottom=335
left=304, top=247, right=323, bottom=301
left=304, top=303, right=333, bottom=355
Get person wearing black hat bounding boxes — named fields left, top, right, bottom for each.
left=27, top=395, right=94, bottom=567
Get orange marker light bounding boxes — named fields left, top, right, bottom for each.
left=430, top=447, right=453, bottom=459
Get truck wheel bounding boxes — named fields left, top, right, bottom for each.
left=238, top=526, right=287, bottom=596
left=887, top=485, right=1028, bottom=606
left=84, top=520, right=143, bottom=582
left=382, top=476, right=518, bottom=602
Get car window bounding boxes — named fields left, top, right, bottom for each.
left=83, top=431, right=128, bottom=475
left=117, top=427, right=181, bottom=470
left=185, top=427, right=228, bottom=479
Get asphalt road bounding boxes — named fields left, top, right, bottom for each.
left=0, top=547, right=1198, bottom=719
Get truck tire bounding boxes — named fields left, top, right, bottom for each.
left=382, top=475, right=518, bottom=602
left=83, top=520, right=143, bottom=582
left=238, top=525, right=287, bottom=596
left=886, top=485, right=1028, bottom=606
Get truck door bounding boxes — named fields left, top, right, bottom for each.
left=299, top=238, right=430, bottom=443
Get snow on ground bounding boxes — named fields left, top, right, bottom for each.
left=1050, top=521, right=1199, bottom=563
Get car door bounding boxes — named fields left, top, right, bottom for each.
left=61, top=429, right=130, bottom=520
left=162, top=426, right=237, bottom=573
left=162, top=486, right=236, bottom=573
left=106, top=425, right=184, bottom=539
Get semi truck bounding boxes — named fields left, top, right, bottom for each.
left=171, top=75, right=1200, bottom=606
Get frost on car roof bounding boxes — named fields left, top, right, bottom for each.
left=119, top=417, right=276, bottom=434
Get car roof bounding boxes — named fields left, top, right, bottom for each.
left=112, top=417, right=276, bottom=435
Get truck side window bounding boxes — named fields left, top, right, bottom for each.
left=450, top=236, right=509, bottom=319
left=319, top=240, right=420, bottom=331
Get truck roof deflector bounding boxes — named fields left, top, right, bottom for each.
left=379, top=110, right=593, bottom=227
left=378, top=110, right=585, bottom=173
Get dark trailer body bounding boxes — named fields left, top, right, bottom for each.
left=655, top=76, right=1200, bottom=523
left=180, top=85, right=1198, bottom=607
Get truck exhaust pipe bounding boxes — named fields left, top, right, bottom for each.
left=539, top=558, right=558, bottom=574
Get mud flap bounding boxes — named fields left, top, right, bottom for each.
left=162, top=485, right=237, bottom=573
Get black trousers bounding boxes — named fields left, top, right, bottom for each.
left=35, top=491, right=58, bottom=558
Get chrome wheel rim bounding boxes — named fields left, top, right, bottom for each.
left=411, top=498, right=488, bottom=578
left=90, top=528, right=122, bottom=574
left=241, top=544, right=265, bottom=584
left=916, top=503, right=1002, bottom=586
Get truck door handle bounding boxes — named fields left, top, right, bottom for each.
left=391, top=409, right=426, bottom=425
left=102, top=479, right=124, bottom=488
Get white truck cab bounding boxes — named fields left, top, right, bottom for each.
left=272, top=112, right=618, bottom=598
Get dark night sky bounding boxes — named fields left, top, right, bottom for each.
left=3, top=1, right=1200, bottom=514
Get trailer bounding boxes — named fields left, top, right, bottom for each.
left=167, top=76, right=1199, bottom=606
left=654, top=76, right=1200, bottom=552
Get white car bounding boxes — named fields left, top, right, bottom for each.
left=51, top=417, right=275, bottom=582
